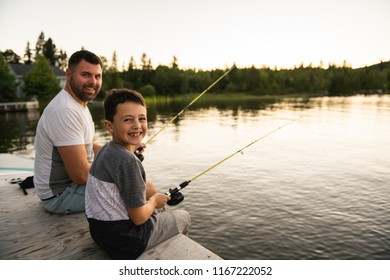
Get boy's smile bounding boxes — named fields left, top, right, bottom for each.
left=129, top=132, right=143, bottom=137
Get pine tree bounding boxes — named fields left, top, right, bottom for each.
left=34, top=32, right=45, bottom=61
left=1, top=49, right=21, bottom=64
left=24, top=41, right=33, bottom=64
left=57, top=49, right=68, bottom=70
left=110, top=51, right=118, bottom=72
left=43, top=38, right=57, bottom=65
left=128, top=56, right=137, bottom=70
left=23, top=55, right=60, bottom=100
left=0, top=53, right=16, bottom=101
left=171, top=56, right=179, bottom=69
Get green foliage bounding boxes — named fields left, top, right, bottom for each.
left=152, top=65, right=183, bottom=95
left=56, top=50, right=68, bottom=71
left=34, top=32, right=45, bottom=61
left=139, top=84, right=156, bottom=97
left=117, top=61, right=389, bottom=97
left=1, top=49, right=21, bottom=64
left=23, top=56, right=61, bottom=100
left=3, top=30, right=390, bottom=100
left=42, top=38, right=57, bottom=66
left=102, top=72, right=123, bottom=92
left=0, top=53, right=16, bottom=101
left=24, top=42, right=33, bottom=64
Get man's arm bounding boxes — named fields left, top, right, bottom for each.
left=57, top=145, right=91, bottom=184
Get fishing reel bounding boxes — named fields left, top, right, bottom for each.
left=166, top=181, right=190, bottom=206
left=167, top=190, right=184, bottom=206
left=133, top=147, right=187, bottom=205
left=134, top=147, right=144, bottom=162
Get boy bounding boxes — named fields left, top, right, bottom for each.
left=85, top=89, right=190, bottom=259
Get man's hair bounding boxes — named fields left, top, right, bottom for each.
left=104, top=89, right=146, bottom=122
left=68, top=50, right=102, bottom=69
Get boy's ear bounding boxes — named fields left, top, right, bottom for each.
left=104, top=120, right=114, bottom=134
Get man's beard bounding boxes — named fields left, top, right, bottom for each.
left=69, top=76, right=99, bottom=103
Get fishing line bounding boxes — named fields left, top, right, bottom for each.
left=147, top=66, right=234, bottom=145
left=135, top=66, right=235, bottom=160
left=166, top=116, right=302, bottom=205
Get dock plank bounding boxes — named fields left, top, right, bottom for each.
left=0, top=183, right=221, bottom=260
left=0, top=184, right=108, bottom=260
left=0, top=153, right=221, bottom=260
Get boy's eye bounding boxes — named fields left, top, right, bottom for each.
left=123, top=116, right=147, bottom=123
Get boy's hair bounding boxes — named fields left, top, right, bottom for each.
left=68, top=50, right=102, bottom=69
left=104, top=89, right=146, bottom=122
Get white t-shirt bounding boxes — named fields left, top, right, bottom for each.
left=34, top=89, right=95, bottom=199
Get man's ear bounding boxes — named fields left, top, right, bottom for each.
left=104, top=120, right=114, bottom=134
left=65, top=68, right=72, bottom=80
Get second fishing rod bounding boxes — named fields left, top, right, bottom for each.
left=134, top=66, right=235, bottom=161
left=165, top=117, right=302, bottom=205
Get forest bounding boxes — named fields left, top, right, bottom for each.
left=1, top=32, right=389, bottom=102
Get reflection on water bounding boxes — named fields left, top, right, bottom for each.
left=0, top=110, right=40, bottom=157
left=1, top=94, right=390, bottom=259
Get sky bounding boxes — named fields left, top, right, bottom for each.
left=0, top=0, right=389, bottom=70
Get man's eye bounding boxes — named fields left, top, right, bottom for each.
left=139, top=117, right=147, bottom=122
left=124, top=118, right=134, bottom=123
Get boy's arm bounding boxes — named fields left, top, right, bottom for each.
left=146, top=180, right=157, bottom=200
left=127, top=193, right=170, bottom=225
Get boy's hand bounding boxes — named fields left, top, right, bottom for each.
left=129, top=143, right=146, bottom=152
left=133, top=143, right=146, bottom=161
left=152, top=193, right=171, bottom=209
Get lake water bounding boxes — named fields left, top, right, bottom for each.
left=1, top=94, right=389, bottom=260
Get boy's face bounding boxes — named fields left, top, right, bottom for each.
left=105, top=101, right=147, bottom=149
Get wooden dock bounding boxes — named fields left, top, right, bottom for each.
left=0, top=100, right=39, bottom=112
left=0, top=154, right=221, bottom=260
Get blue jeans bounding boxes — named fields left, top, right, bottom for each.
left=41, top=183, right=85, bottom=214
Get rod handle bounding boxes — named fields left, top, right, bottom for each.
left=134, top=147, right=144, bottom=162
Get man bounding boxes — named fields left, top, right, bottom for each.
left=34, top=50, right=103, bottom=214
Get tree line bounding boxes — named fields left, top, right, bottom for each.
left=1, top=31, right=389, bottom=102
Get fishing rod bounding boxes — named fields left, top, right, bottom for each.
left=166, top=116, right=302, bottom=205
left=135, top=66, right=235, bottom=161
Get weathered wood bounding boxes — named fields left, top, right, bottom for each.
left=0, top=154, right=221, bottom=260
left=0, top=184, right=108, bottom=260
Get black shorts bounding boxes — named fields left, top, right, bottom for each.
left=87, top=218, right=153, bottom=259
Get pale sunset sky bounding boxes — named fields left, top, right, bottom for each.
left=0, top=0, right=389, bottom=70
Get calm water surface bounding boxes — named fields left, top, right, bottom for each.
left=1, top=95, right=389, bottom=259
